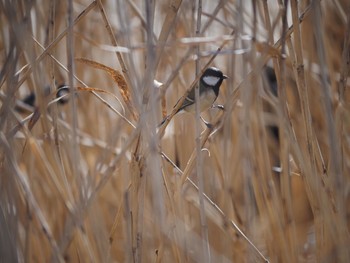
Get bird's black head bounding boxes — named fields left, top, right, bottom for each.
left=56, top=85, right=70, bottom=104
left=200, top=67, right=227, bottom=95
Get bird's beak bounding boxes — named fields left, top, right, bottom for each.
left=223, top=75, right=228, bottom=79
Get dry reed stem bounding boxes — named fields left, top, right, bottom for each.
left=96, top=0, right=131, bottom=82
left=311, top=2, right=350, bottom=261
left=277, top=1, right=299, bottom=261
left=339, top=5, right=350, bottom=104
left=192, top=0, right=211, bottom=261
left=290, top=2, right=335, bottom=261
left=155, top=0, right=183, bottom=69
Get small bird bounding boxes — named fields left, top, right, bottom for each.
left=161, top=67, right=227, bottom=126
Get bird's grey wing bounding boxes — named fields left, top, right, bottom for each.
left=175, top=87, right=196, bottom=112
left=170, top=88, right=195, bottom=112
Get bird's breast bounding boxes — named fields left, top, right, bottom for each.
left=184, top=88, right=217, bottom=113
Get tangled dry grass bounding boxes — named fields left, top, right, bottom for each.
left=0, top=0, right=350, bottom=262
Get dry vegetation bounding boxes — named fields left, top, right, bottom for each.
left=1, top=0, right=350, bottom=262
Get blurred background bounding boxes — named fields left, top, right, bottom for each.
left=0, top=0, right=349, bottom=262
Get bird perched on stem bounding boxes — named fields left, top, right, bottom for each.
left=160, top=66, right=227, bottom=127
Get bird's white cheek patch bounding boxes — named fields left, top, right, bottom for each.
left=203, top=76, right=220, bottom=86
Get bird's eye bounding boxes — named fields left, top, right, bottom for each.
left=203, top=76, right=220, bottom=86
